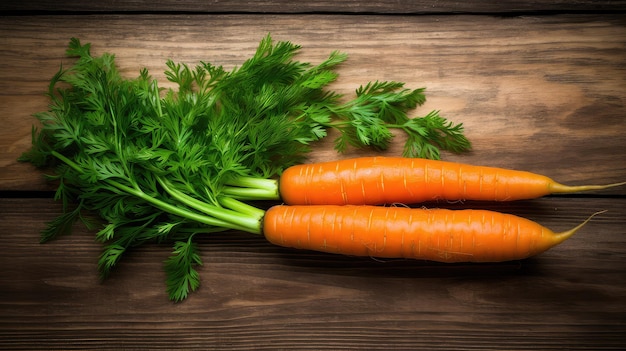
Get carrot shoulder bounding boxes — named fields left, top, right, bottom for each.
left=278, top=156, right=624, bottom=205
left=263, top=205, right=599, bottom=263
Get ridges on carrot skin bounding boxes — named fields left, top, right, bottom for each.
left=262, top=205, right=605, bottom=263
left=278, top=156, right=625, bottom=205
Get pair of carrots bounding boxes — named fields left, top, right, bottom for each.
left=262, top=157, right=623, bottom=262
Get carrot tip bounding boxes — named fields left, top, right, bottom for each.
left=555, top=210, right=608, bottom=242
left=550, top=181, right=626, bottom=194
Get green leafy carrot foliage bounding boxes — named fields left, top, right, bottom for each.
left=19, top=34, right=470, bottom=301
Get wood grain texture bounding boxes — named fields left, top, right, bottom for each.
left=1, top=0, right=625, bottom=14
left=1, top=14, right=625, bottom=192
left=1, top=10, right=625, bottom=351
left=1, top=197, right=625, bottom=350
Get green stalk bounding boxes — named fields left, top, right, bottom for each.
left=218, top=196, right=265, bottom=220
left=222, top=176, right=280, bottom=201
left=221, top=187, right=279, bottom=200
left=157, top=177, right=262, bottom=234
left=51, top=151, right=262, bottom=234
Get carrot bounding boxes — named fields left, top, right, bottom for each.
left=278, top=156, right=625, bottom=205
left=263, top=205, right=603, bottom=263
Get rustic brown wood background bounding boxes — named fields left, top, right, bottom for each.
left=1, top=1, right=625, bottom=350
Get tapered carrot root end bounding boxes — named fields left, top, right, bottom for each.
left=553, top=210, right=608, bottom=244
left=549, top=181, right=626, bottom=194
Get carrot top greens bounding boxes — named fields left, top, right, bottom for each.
left=20, top=34, right=470, bottom=301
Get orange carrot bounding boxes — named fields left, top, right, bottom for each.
left=279, top=156, right=624, bottom=205
left=263, top=205, right=602, bottom=263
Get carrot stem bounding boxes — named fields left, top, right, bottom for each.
left=222, top=176, right=280, bottom=200
left=157, top=177, right=262, bottom=234
left=51, top=151, right=249, bottom=232
left=222, top=186, right=280, bottom=200
left=218, top=196, right=265, bottom=220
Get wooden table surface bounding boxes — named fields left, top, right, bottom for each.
left=1, top=1, right=625, bottom=350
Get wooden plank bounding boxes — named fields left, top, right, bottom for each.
left=1, top=0, right=625, bottom=13
left=1, top=14, right=625, bottom=192
left=1, top=197, right=624, bottom=350
left=1, top=10, right=624, bottom=351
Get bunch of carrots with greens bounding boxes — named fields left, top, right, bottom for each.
left=20, top=35, right=624, bottom=301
